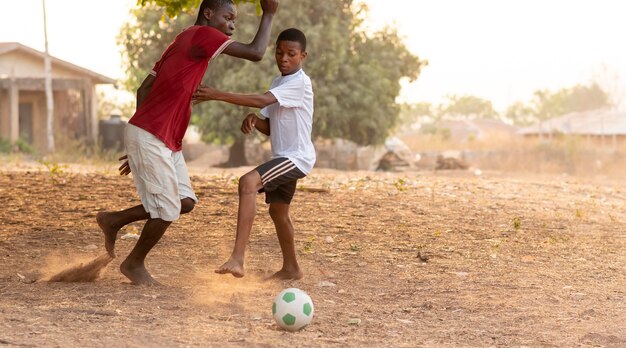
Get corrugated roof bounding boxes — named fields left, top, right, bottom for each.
left=0, top=42, right=115, bottom=84
left=518, top=109, right=626, bottom=136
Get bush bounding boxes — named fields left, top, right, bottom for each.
left=14, top=138, right=36, bottom=155
left=0, top=138, right=11, bottom=153
left=0, top=137, right=36, bottom=154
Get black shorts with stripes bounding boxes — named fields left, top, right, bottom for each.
left=255, top=157, right=306, bottom=204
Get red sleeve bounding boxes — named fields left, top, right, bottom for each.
left=191, top=26, right=233, bottom=60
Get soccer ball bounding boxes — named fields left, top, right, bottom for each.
left=272, top=288, right=314, bottom=331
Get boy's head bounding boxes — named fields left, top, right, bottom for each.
left=196, top=0, right=237, bottom=36
left=275, top=28, right=308, bottom=76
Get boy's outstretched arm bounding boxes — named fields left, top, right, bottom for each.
left=193, top=85, right=277, bottom=108
left=223, top=0, right=279, bottom=61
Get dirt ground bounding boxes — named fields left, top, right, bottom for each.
left=1, top=162, right=625, bottom=347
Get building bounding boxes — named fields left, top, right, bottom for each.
left=0, top=42, right=115, bottom=152
left=518, top=109, right=626, bottom=147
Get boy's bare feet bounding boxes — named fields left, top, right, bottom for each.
left=269, top=268, right=303, bottom=281
left=120, top=259, right=160, bottom=286
left=215, top=257, right=244, bottom=278
left=96, top=212, right=120, bottom=258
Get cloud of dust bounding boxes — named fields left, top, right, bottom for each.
left=42, top=252, right=113, bottom=282
left=189, top=269, right=282, bottom=316
left=41, top=252, right=93, bottom=279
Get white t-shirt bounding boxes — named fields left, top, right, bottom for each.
left=260, top=69, right=316, bottom=174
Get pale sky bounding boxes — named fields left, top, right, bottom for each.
left=1, top=0, right=625, bottom=111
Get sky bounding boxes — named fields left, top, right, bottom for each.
left=1, top=0, right=625, bottom=111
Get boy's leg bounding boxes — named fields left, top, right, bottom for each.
left=117, top=148, right=194, bottom=285
left=120, top=217, right=171, bottom=286
left=268, top=202, right=303, bottom=280
left=97, top=198, right=195, bottom=257
left=97, top=205, right=149, bottom=257
left=215, top=170, right=263, bottom=277
left=110, top=124, right=187, bottom=285
left=216, top=158, right=305, bottom=278
left=98, top=125, right=197, bottom=258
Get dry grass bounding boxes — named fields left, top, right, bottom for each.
left=401, top=131, right=626, bottom=180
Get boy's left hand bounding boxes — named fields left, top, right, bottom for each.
left=241, top=113, right=257, bottom=134
left=192, top=85, right=218, bottom=104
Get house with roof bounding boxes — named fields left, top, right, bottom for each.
left=0, top=42, right=115, bottom=153
left=518, top=109, right=626, bottom=147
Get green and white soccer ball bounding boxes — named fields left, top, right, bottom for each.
left=272, top=288, right=314, bottom=331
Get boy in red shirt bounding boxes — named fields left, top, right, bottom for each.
left=96, top=0, right=279, bottom=285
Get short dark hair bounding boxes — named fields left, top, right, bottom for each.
left=277, top=28, right=307, bottom=51
left=197, top=0, right=234, bottom=21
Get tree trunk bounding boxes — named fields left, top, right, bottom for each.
left=219, top=138, right=248, bottom=167
left=43, top=0, right=55, bottom=153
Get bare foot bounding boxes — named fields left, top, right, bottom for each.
left=96, top=212, right=120, bottom=258
left=268, top=268, right=303, bottom=281
left=215, top=258, right=244, bottom=278
left=120, top=260, right=161, bottom=286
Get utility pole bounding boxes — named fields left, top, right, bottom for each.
left=43, top=0, right=55, bottom=152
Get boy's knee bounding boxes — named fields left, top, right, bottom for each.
left=180, top=198, right=195, bottom=214
left=238, top=172, right=261, bottom=195
left=269, top=204, right=289, bottom=223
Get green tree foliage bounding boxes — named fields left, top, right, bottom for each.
left=120, top=0, right=424, bottom=164
left=531, top=83, right=609, bottom=121
left=138, top=0, right=259, bottom=18
left=118, top=5, right=193, bottom=93
left=505, top=101, right=535, bottom=126
left=436, top=94, right=499, bottom=121
left=398, top=102, right=433, bottom=127
left=505, top=83, right=610, bottom=126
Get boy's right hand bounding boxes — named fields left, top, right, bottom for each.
left=118, top=155, right=131, bottom=176
left=192, top=85, right=218, bottom=104
left=241, top=113, right=257, bottom=134
left=260, top=0, right=279, bottom=15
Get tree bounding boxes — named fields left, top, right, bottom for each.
left=138, top=0, right=260, bottom=17
left=120, top=0, right=425, bottom=165
left=505, top=83, right=611, bottom=126
left=398, top=102, right=433, bottom=127
left=592, top=65, right=625, bottom=111
left=43, top=0, right=55, bottom=152
left=505, top=101, right=535, bottom=126
left=436, top=94, right=499, bottom=121
left=531, top=83, right=609, bottom=122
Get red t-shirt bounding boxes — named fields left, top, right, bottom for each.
left=129, top=26, right=232, bottom=151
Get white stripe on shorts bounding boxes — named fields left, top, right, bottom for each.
left=261, top=161, right=296, bottom=185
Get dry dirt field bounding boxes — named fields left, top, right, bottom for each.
left=0, top=162, right=625, bottom=347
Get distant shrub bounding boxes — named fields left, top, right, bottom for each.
left=14, top=138, right=36, bottom=155
left=0, top=138, right=11, bottom=153
left=0, top=137, right=35, bottom=154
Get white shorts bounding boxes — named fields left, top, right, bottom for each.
left=124, top=124, right=198, bottom=222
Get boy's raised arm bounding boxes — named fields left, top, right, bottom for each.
left=223, top=0, right=279, bottom=61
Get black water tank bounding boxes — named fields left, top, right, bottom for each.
left=99, top=115, right=127, bottom=151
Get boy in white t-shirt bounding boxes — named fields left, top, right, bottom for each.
left=193, top=28, right=314, bottom=280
